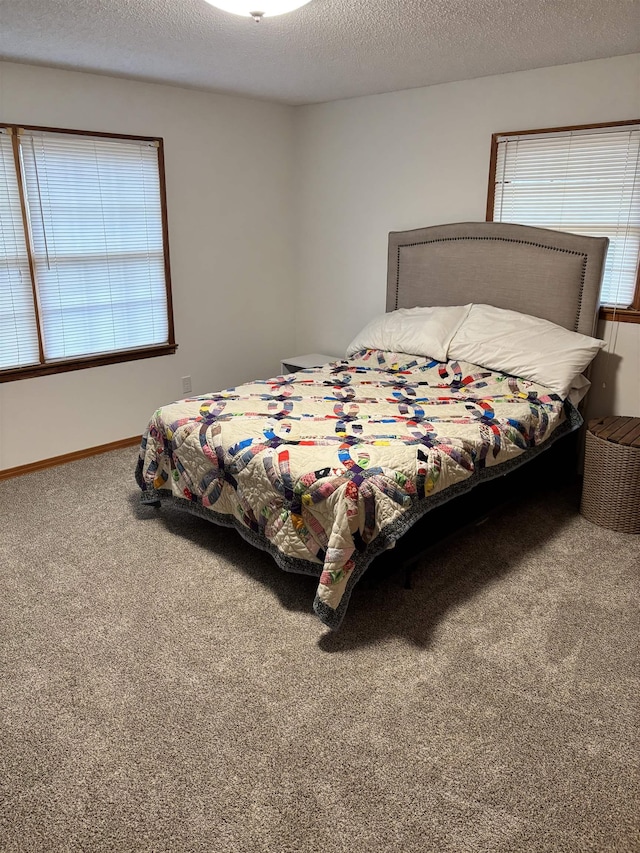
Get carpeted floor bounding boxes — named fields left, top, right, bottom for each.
left=0, top=447, right=638, bottom=852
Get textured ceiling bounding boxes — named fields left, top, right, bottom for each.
left=1, top=0, right=639, bottom=105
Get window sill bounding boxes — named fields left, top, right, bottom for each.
left=598, top=307, right=640, bottom=325
left=0, top=343, right=177, bottom=383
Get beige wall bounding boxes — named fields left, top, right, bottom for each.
left=0, top=62, right=296, bottom=468
left=294, top=54, right=640, bottom=418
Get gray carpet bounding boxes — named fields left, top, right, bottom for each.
left=0, top=448, right=638, bottom=853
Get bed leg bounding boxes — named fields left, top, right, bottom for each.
left=403, top=557, right=418, bottom=590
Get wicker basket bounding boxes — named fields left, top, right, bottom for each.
left=581, top=421, right=640, bottom=534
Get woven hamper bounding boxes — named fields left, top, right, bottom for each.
left=581, top=417, right=640, bottom=534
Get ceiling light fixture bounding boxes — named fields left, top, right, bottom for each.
left=204, top=0, right=312, bottom=22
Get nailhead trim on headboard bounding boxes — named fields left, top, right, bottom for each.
left=394, top=236, right=588, bottom=331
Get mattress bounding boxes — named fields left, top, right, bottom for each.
left=136, top=350, right=580, bottom=629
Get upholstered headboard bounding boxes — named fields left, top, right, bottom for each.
left=387, top=222, right=608, bottom=336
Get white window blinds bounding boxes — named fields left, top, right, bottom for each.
left=492, top=125, right=640, bottom=308
left=18, top=130, right=169, bottom=362
left=0, top=129, right=40, bottom=370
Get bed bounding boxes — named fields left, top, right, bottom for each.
left=135, top=221, right=608, bottom=629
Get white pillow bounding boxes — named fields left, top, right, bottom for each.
left=568, top=374, right=592, bottom=407
left=448, top=304, right=605, bottom=398
left=346, top=305, right=471, bottom=363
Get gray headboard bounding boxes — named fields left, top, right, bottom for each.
left=387, top=222, right=608, bottom=336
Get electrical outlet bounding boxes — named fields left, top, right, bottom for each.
left=182, top=375, right=192, bottom=396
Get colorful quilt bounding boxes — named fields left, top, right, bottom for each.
left=135, top=350, right=579, bottom=629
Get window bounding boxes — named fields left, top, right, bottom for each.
left=487, top=120, right=640, bottom=323
left=0, top=125, right=175, bottom=381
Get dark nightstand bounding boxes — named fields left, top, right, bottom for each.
left=280, top=353, right=338, bottom=374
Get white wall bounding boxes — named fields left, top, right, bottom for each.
left=0, top=62, right=296, bottom=468
left=294, top=54, right=640, bottom=418
left=2, top=55, right=639, bottom=469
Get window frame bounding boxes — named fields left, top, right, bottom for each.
left=0, top=123, right=177, bottom=383
left=486, top=119, right=640, bottom=325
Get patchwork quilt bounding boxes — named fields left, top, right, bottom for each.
left=135, top=350, right=579, bottom=629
